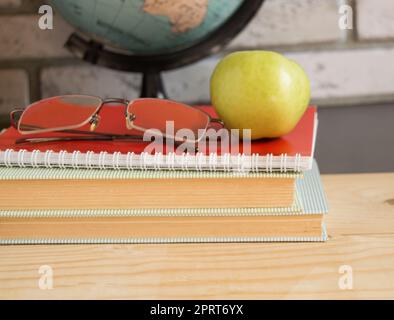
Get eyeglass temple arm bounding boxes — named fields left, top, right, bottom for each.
left=15, top=134, right=189, bottom=149
left=10, top=109, right=24, bottom=129
left=15, top=134, right=143, bottom=144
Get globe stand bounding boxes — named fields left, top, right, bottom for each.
left=63, top=0, right=264, bottom=99
left=141, top=72, right=167, bottom=99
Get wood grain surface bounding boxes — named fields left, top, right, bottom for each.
left=0, top=172, right=393, bottom=299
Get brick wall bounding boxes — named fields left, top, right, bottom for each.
left=1, top=0, right=394, bottom=113
left=0, top=0, right=394, bottom=173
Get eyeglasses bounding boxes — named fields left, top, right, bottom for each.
left=10, top=95, right=224, bottom=144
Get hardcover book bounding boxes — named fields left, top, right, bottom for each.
left=0, top=161, right=328, bottom=244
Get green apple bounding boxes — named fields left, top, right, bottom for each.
left=210, top=51, right=310, bottom=139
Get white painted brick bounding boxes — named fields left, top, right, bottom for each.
left=357, top=0, right=394, bottom=40
left=42, top=62, right=213, bottom=104
left=0, top=69, right=29, bottom=115
left=0, top=14, right=73, bottom=59
left=161, top=48, right=394, bottom=104
left=41, top=65, right=142, bottom=100
left=164, top=60, right=216, bottom=103
left=0, top=0, right=21, bottom=8
left=41, top=48, right=394, bottom=105
left=288, top=48, right=394, bottom=101
left=230, top=0, right=342, bottom=48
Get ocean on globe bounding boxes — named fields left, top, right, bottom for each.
left=51, top=0, right=244, bottom=55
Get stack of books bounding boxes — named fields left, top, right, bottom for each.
left=0, top=106, right=328, bottom=244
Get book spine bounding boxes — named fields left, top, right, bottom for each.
left=0, top=149, right=309, bottom=172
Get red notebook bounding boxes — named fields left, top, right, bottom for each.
left=0, top=106, right=317, bottom=172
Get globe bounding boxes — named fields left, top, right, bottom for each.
left=52, top=0, right=263, bottom=97
left=51, top=0, right=245, bottom=55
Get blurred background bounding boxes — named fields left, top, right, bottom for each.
left=0, top=0, right=393, bottom=173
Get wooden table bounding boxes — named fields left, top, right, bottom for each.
left=0, top=173, right=393, bottom=299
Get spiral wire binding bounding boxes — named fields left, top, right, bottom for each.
left=0, top=232, right=328, bottom=245
left=0, top=149, right=312, bottom=173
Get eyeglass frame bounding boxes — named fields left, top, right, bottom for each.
left=10, top=95, right=225, bottom=145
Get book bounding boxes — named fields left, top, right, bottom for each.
left=0, top=106, right=318, bottom=172
left=0, top=168, right=299, bottom=209
left=0, top=160, right=328, bottom=244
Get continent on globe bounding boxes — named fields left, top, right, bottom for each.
left=143, top=0, right=208, bottom=33
left=51, top=0, right=244, bottom=54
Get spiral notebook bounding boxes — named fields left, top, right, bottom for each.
left=0, top=106, right=318, bottom=172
